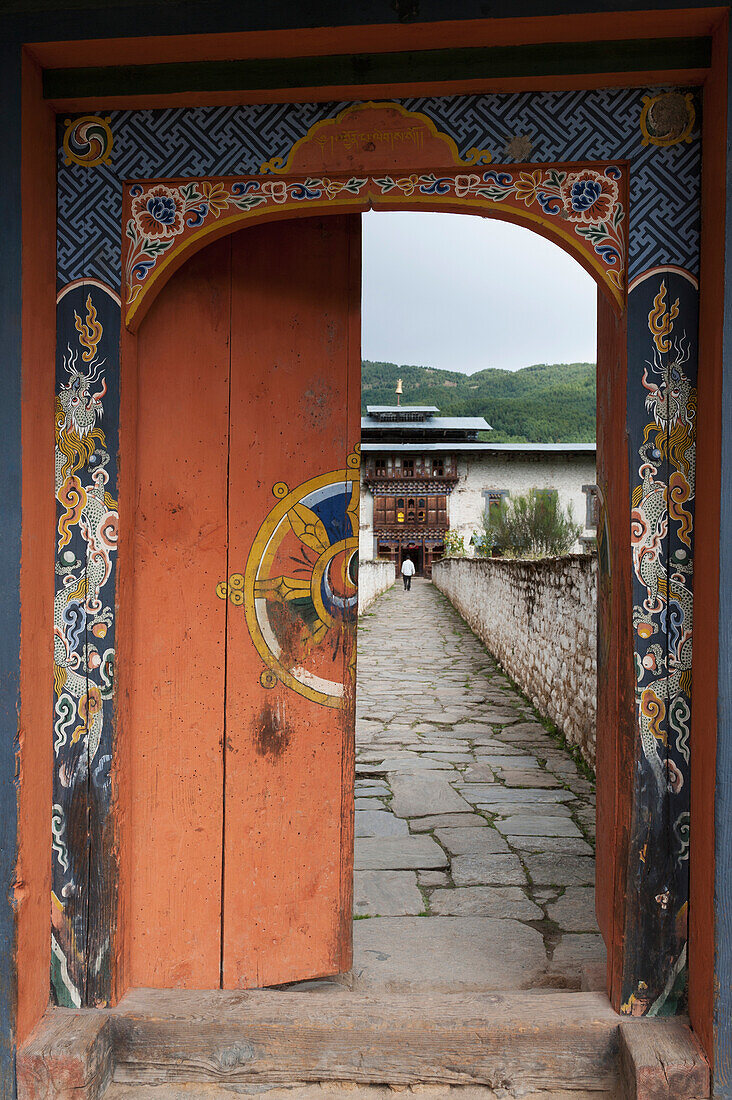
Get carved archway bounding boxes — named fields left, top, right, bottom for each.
left=121, top=102, right=626, bottom=329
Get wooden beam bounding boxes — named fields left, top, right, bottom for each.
left=619, top=1019, right=710, bottom=1099
left=41, top=36, right=712, bottom=100
left=16, top=1011, right=111, bottom=1100
left=110, top=988, right=621, bottom=1091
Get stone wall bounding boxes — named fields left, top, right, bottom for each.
left=358, top=559, right=395, bottom=614
left=432, top=556, right=597, bottom=766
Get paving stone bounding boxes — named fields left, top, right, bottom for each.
left=509, top=836, right=595, bottom=857
left=494, top=815, right=583, bottom=838
left=385, top=757, right=455, bottom=772
left=352, top=916, right=547, bottom=992
left=390, top=773, right=472, bottom=818
left=355, top=835, right=448, bottom=871
left=417, top=743, right=471, bottom=753
left=423, top=751, right=474, bottom=763
left=466, top=730, right=526, bottom=745
left=499, top=769, right=562, bottom=788
left=482, top=802, right=574, bottom=818
left=354, top=870, right=425, bottom=916
left=474, top=787, right=574, bottom=803
left=417, top=870, right=450, bottom=888
left=468, top=708, right=525, bottom=723
left=459, top=764, right=497, bottom=782
left=355, top=781, right=390, bottom=794
left=409, top=812, right=488, bottom=832
left=355, top=797, right=386, bottom=810
left=498, top=722, right=548, bottom=737
left=457, top=784, right=511, bottom=802
left=472, top=742, right=526, bottom=755
left=429, top=886, right=542, bottom=919
left=547, top=887, right=600, bottom=932
left=451, top=853, right=527, bottom=887
left=549, top=934, right=607, bottom=986
left=355, top=809, right=409, bottom=838
left=480, top=756, right=540, bottom=769
left=523, top=853, right=596, bottom=886
left=532, top=888, right=562, bottom=904
left=434, top=826, right=511, bottom=856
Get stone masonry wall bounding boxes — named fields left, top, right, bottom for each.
left=358, top=559, right=395, bottom=614
left=432, top=556, right=597, bottom=767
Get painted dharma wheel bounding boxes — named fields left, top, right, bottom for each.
left=234, top=458, right=360, bottom=708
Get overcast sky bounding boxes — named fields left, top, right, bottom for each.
left=361, top=211, right=597, bottom=374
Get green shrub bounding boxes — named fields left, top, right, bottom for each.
left=479, top=490, right=581, bottom=558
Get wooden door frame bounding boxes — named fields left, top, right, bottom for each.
left=12, top=10, right=729, bottom=1087
left=110, top=155, right=630, bottom=1003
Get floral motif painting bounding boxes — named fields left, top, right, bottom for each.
left=123, top=164, right=626, bottom=324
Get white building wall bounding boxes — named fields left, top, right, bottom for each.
left=359, top=481, right=375, bottom=560
left=449, top=452, right=596, bottom=554
left=358, top=451, right=597, bottom=560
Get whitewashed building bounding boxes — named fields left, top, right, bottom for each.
left=360, top=404, right=597, bottom=575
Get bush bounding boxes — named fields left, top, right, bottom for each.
left=479, top=490, right=581, bottom=558
left=443, top=530, right=467, bottom=557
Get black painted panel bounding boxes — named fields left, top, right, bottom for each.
left=43, top=38, right=711, bottom=100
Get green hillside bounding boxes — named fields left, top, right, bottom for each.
left=361, top=360, right=596, bottom=443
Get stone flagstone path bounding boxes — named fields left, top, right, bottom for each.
left=350, top=577, right=604, bottom=993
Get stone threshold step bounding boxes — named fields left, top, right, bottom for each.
left=17, top=990, right=709, bottom=1100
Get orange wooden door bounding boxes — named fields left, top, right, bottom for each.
left=223, top=217, right=360, bottom=987
left=127, top=215, right=360, bottom=989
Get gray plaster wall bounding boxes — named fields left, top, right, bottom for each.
left=359, top=559, right=396, bottom=614
left=432, top=556, right=597, bottom=767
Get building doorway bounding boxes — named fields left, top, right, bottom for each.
left=400, top=544, right=422, bottom=576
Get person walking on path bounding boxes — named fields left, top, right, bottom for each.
left=401, top=555, right=416, bottom=591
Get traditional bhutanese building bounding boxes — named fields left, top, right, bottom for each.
left=360, top=403, right=597, bottom=574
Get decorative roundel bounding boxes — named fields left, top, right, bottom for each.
left=62, top=116, right=114, bottom=167
left=640, top=92, right=695, bottom=149
left=244, top=461, right=360, bottom=708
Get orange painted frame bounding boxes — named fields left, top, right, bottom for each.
left=15, top=9, right=728, bottom=1067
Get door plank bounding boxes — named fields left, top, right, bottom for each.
left=127, top=237, right=231, bottom=987
left=223, top=216, right=361, bottom=988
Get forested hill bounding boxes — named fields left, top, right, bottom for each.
left=361, top=360, right=596, bottom=443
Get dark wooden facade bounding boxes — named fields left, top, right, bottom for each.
left=365, top=453, right=455, bottom=576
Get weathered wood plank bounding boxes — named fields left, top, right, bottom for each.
left=110, top=989, right=620, bottom=1091
left=126, top=236, right=231, bottom=987
left=223, top=217, right=359, bottom=988
left=41, top=37, right=713, bottom=101
left=619, top=1019, right=710, bottom=1099
left=16, top=1011, right=111, bottom=1100
left=103, top=1085, right=612, bottom=1100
